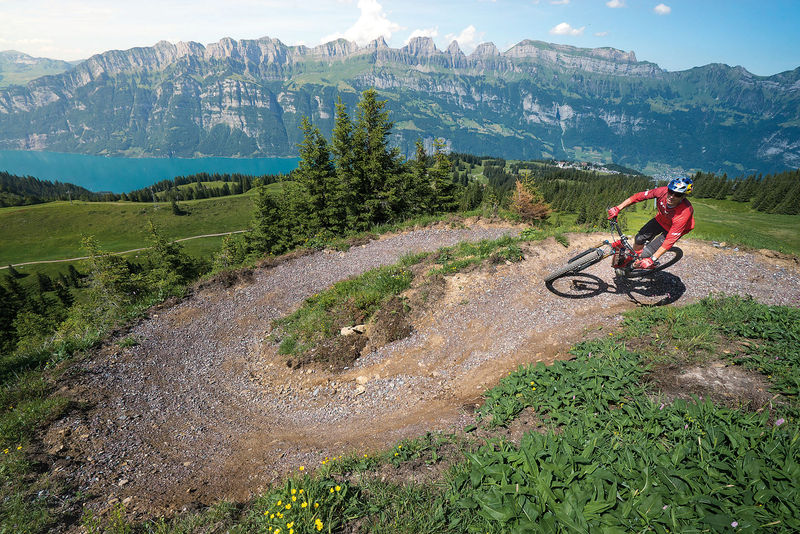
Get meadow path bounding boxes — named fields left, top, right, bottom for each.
left=42, top=220, right=800, bottom=521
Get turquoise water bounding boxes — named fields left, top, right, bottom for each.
left=0, top=150, right=300, bottom=193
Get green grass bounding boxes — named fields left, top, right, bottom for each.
left=0, top=192, right=260, bottom=265
left=68, top=295, right=799, bottom=533
left=273, top=254, right=423, bottom=357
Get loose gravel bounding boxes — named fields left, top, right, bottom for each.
left=44, top=222, right=800, bottom=522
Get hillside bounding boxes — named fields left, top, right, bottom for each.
left=0, top=38, right=798, bottom=175
left=0, top=50, right=73, bottom=88
left=40, top=222, right=800, bottom=526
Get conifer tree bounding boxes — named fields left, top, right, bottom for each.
left=430, top=138, right=459, bottom=213
left=408, top=140, right=433, bottom=216
left=297, top=117, right=338, bottom=233
left=331, top=97, right=360, bottom=227
left=352, top=89, right=403, bottom=228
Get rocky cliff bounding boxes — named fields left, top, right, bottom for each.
left=0, top=37, right=798, bottom=175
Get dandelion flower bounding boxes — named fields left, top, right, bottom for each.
left=335, top=485, right=341, bottom=492
left=301, top=502, right=308, bottom=508
left=292, top=496, right=297, bottom=502
left=299, top=466, right=305, bottom=471
left=287, top=522, right=294, bottom=529
left=277, top=500, right=282, bottom=506
left=285, top=504, right=291, bottom=510
left=299, top=489, right=303, bottom=494
left=291, top=489, right=296, bottom=495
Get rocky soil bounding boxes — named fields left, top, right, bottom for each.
left=42, top=219, right=800, bottom=523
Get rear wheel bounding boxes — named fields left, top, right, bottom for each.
left=627, top=246, right=683, bottom=278
left=544, top=248, right=605, bottom=282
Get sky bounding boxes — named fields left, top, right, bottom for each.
left=1, top=0, right=798, bottom=76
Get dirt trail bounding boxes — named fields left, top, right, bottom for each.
left=43, top=221, right=800, bottom=521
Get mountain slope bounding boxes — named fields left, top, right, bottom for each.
left=0, top=37, right=798, bottom=175
left=0, top=50, right=74, bottom=88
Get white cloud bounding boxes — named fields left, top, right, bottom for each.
left=445, top=25, right=484, bottom=53
left=594, top=31, right=609, bottom=37
left=322, top=0, right=402, bottom=45
left=549, top=22, right=585, bottom=36
left=606, top=0, right=625, bottom=8
left=654, top=3, right=671, bottom=15
left=550, top=0, right=570, bottom=4
left=405, top=27, right=439, bottom=44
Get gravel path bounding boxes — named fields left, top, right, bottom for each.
left=44, top=222, right=800, bottom=521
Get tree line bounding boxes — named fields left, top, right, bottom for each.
left=691, top=169, right=800, bottom=215
left=0, top=172, right=104, bottom=207
left=220, top=89, right=481, bottom=261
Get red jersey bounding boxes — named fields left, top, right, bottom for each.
left=628, top=186, right=694, bottom=250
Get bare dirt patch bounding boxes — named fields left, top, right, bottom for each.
left=645, top=361, right=776, bottom=411
left=40, top=225, right=800, bottom=527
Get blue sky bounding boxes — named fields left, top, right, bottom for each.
left=1, top=0, right=798, bottom=76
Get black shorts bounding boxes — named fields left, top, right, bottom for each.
left=634, top=218, right=668, bottom=258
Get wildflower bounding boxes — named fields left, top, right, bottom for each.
left=291, top=489, right=297, bottom=495
left=299, top=489, right=303, bottom=494
left=684, top=424, right=689, bottom=429
left=335, top=485, right=341, bottom=492
left=287, top=522, right=294, bottom=529
left=292, top=496, right=296, bottom=502
left=731, top=521, right=738, bottom=528
left=301, top=502, right=308, bottom=508
left=662, top=505, right=668, bottom=510
left=299, top=466, right=305, bottom=471
left=2, top=449, right=7, bottom=454
left=660, top=403, right=665, bottom=410
left=330, top=488, right=334, bottom=493
left=285, top=503, right=291, bottom=510
left=270, top=514, right=275, bottom=519
left=315, top=518, right=324, bottom=531
left=314, top=502, right=319, bottom=508
left=775, top=418, right=785, bottom=426
left=531, top=387, right=536, bottom=391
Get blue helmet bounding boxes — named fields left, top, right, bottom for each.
left=668, top=177, right=693, bottom=194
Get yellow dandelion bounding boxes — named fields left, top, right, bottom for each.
left=335, top=485, right=341, bottom=492
left=285, top=504, right=291, bottom=510
left=531, top=387, right=536, bottom=391
left=277, top=500, right=282, bottom=506
left=330, top=488, right=334, bottom=493
left=299, top=489, right=303, bottom=494
left=287, top=522, right=294, bottom=528
left=301, top=502, right=308, bottom=508
left=299, top=466, right=305, bottom=471
left=292, top=496, right=297, bottom=502
left=291, top=489, right=297, bottom=495
left=270, top=514, right=275, bottom=519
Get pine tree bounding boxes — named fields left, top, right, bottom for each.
left=331, top=97, right=360, bottom=228
left=297, top=117, right=338, bottom=233
left=408, top=140, right=433, bottom=216
left=352, top=88, right=403, bottom=228
left=430, top=139, right=459, bottom=213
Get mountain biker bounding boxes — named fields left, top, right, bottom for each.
left=606, top=177, right=694, bottom=270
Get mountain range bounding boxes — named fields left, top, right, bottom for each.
left=0, top=37, right=798, bottom=176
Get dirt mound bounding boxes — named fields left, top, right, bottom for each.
left=41, top=226, right=800, bottom=524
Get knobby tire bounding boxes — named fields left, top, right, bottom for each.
left=544, top=248, right=605, bottom=282
left=626, top=246, right=684, bottom=278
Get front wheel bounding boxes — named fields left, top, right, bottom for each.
left=627, top=246, right=683, bottom=278
left=544, top=248, right=605, bottom=282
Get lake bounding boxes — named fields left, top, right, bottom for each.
left=0, top=150, right=300, bottom=193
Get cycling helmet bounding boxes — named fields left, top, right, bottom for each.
left=667, top=177, right=693, bottom=194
